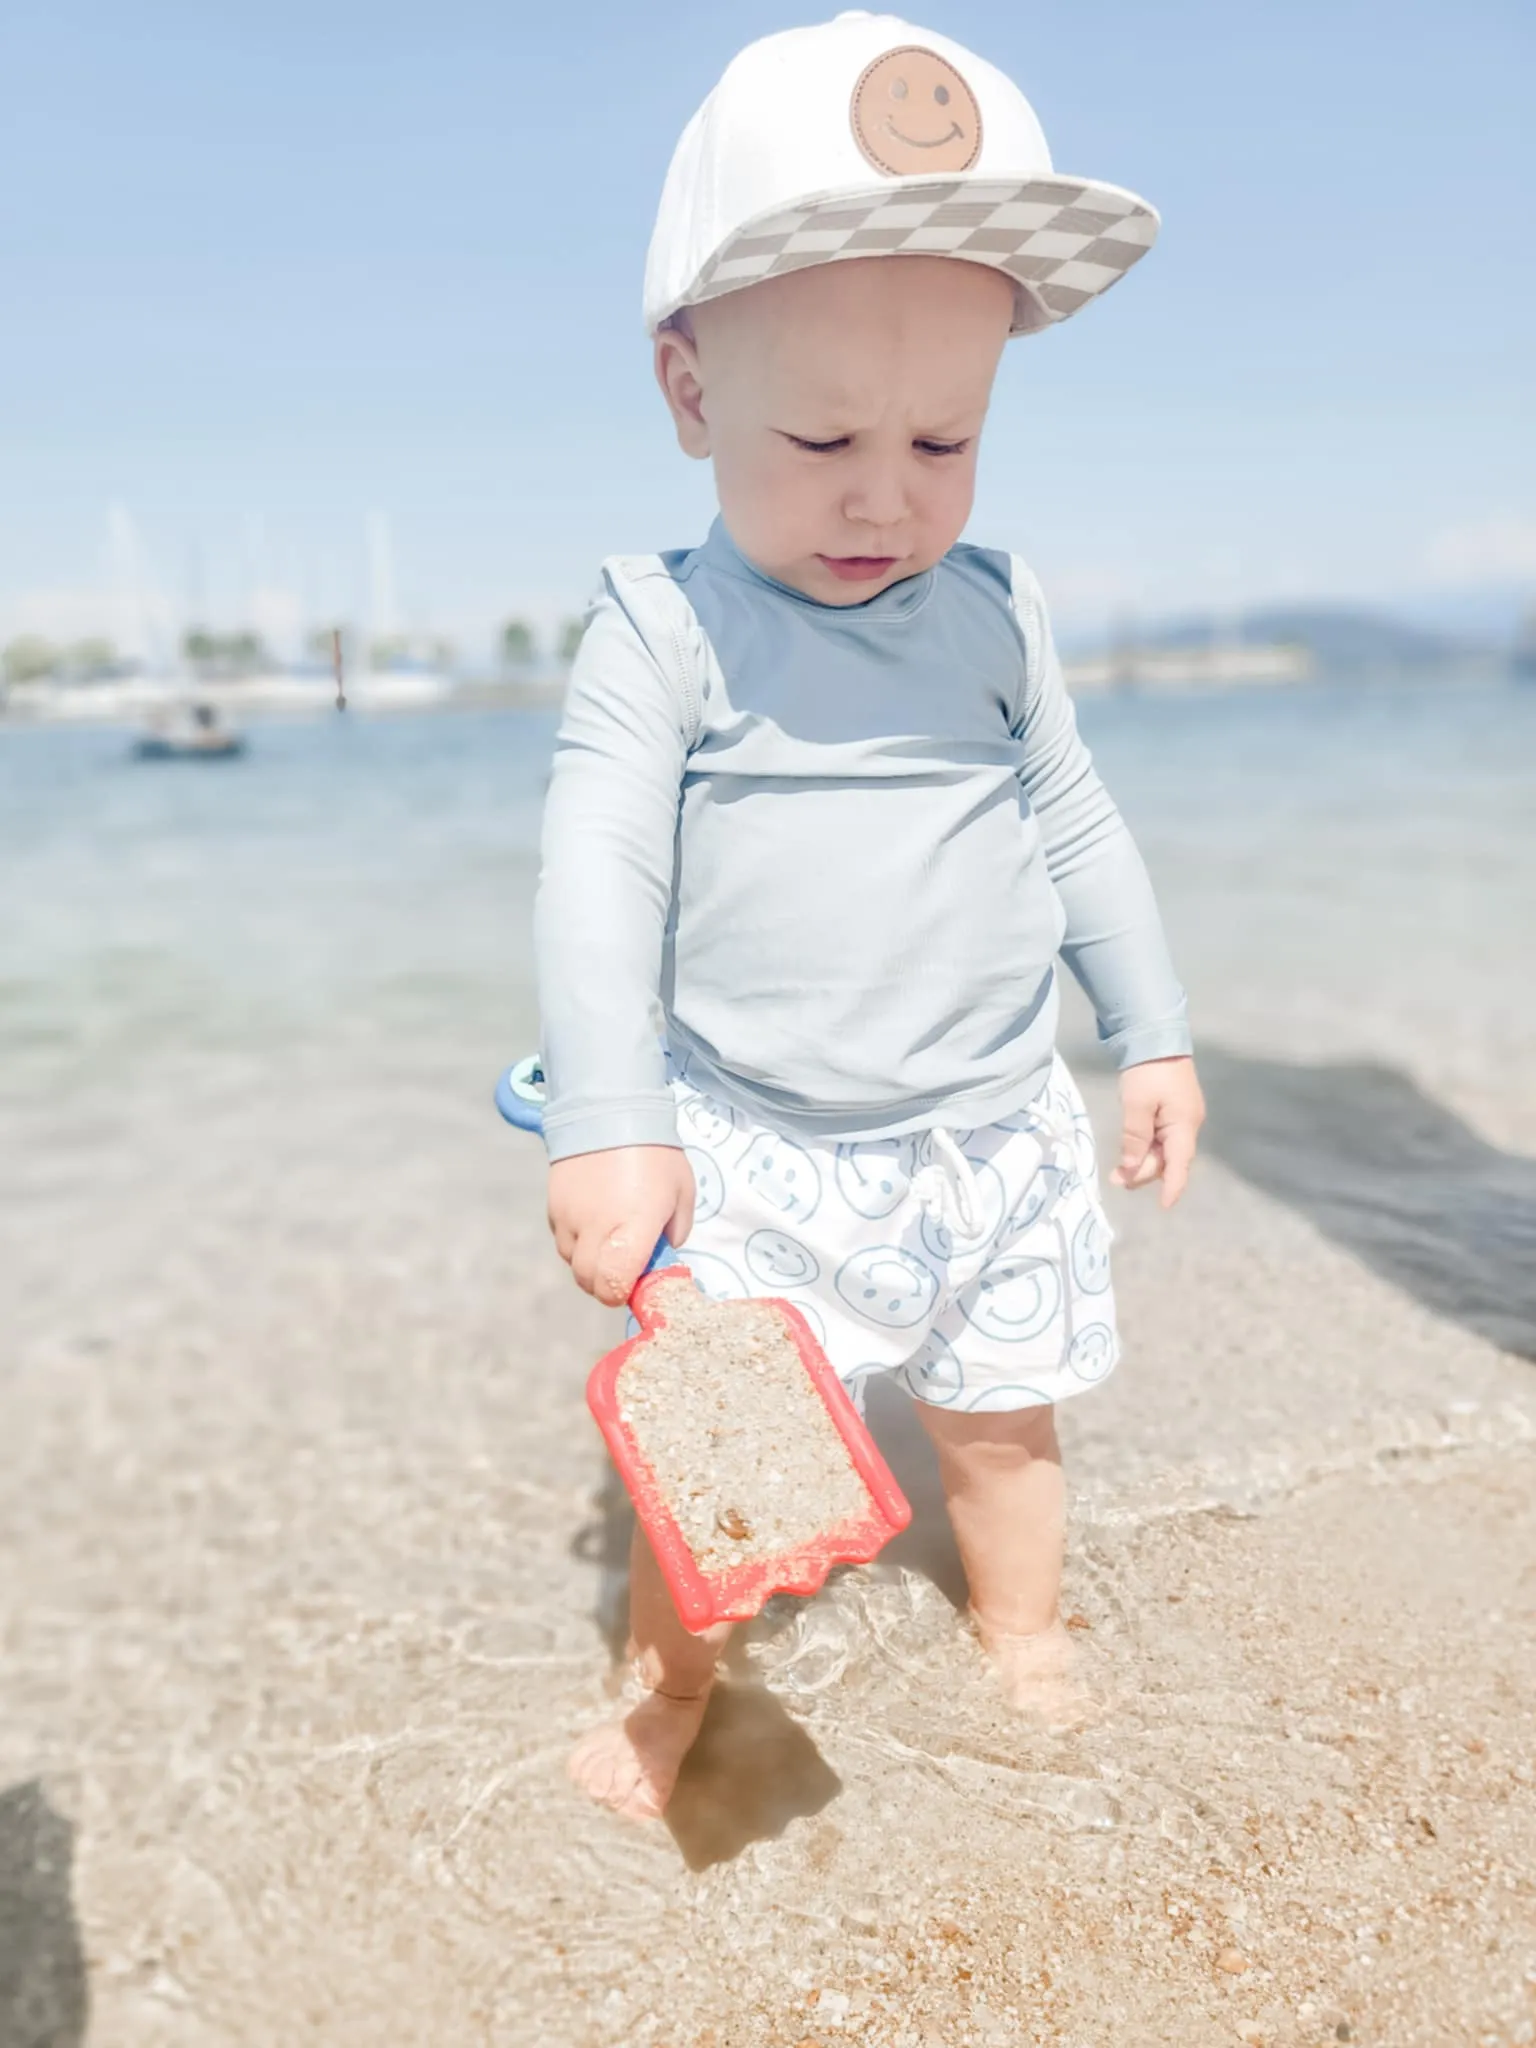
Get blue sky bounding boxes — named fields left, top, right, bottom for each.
left=2, top=0, right=1532, bottom=656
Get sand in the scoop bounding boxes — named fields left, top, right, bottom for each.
left=616, top=1284, right=870, bottom=1579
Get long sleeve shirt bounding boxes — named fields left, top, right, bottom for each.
left=534, top=518, right=1190, bottom=1163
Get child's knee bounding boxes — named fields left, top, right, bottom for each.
left=921, top=1399, right=1059, bottom=1471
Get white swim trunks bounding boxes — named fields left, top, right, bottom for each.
left=668, top=1052, right=1118, bottom=1415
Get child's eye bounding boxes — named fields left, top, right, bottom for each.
left=786, top=433, right=851, bottom=454
left=915, top=438, right=970, bottom=457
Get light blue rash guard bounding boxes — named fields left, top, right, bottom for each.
left=534, top=519, right=1191, bottom=1163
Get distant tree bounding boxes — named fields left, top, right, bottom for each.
left=369, top=635, right=410, bottom=671
left=501, top=619, right=537, bottom=670
left=183, top=628, right=268, bottom=675
left=368, top=634, right=455, bottom=673
left=3, top=637, right=61, bottom=685
left=67, top=638, right=118, bottom=678
left=557, top=617, right=585, bottom=663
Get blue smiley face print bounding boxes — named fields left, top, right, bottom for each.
left=744, top=1227, right=820, bottom=1289
left=1068, top=1322, right=1117, bottom=1382
left=834, top=1245, right=939, bottom=1328
left=742, top=1131, right=822, bottom=1223
left=963, top=1380, right=1055, bottom=1412
left=678, top=1248, right=748, bottom=1302
left=790, top=1295, right=829, bottom=1351
left=685, top=1145, right=726, bottom=1225
left=834, top=1135, right=922, bottom=1219
left=1070, top=1208, right=1112, bottom=1294
left=1003, top=1167, right=1053, bottom=1238
left=676, top=1088, right=741, bottom=1152
left=905, top=1332, right=966, bottom=1404
left=962, top=1251, right=1062, bottom=1343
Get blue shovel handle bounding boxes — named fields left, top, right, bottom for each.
left=494, top=1053, right=550, bottom=1134
left=494, top=1055, right=677, bottom=1277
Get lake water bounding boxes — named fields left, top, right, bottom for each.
left=4, top=681, right=1533, bottom=1144
left=4, top=684, right=1534, bottom=2048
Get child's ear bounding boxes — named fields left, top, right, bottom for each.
left=653, top=327, right=711, bottom=460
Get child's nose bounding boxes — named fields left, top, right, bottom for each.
left=841, top=456, right=909, bottom=531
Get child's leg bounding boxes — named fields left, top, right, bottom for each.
left=567, top=1525, right=728, bottom=1819
left=918, top=1402, right=1087, bottom=1718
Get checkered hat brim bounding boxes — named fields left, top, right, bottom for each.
left=675, top=176, right=1158, bottom=336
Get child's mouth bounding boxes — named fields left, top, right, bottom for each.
left=817, top=555, right=899, bottom=583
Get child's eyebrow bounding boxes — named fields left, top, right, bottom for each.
left=771, top=393, right=867, bottom=432
left=776, top=399, right=984, bottom=433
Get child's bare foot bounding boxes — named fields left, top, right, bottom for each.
left=567, top=1682, right=712, bottom=1819
left=971, top=1612, right=1099, bottom=1729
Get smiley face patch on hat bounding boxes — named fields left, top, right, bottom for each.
left=851, top=45, right=982, bottom=176
left=643, top=14, right=1160, bottom=337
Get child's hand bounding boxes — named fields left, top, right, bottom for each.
left=547, top=1146, right=697, bottom=1307
left=1110, top=1056, right=1205, bottom=1209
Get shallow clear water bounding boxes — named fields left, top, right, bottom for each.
left=3, top=687, right=1534, bottom=2048
left=1080, top=680, right=1536, bottom=1125
left=0, top=708, right=556, bottom=1095
left=4, top=680, right=1532, bottom=1117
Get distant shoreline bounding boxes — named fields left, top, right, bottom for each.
left=0, top=673, right=567, bottom=730
left=0, top=662, right=1525, bottom=735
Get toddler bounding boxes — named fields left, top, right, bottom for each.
left=535, top=12, right=1205, bottom=1819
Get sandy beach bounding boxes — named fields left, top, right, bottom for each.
left=3, top=693, right=1534, bottom=2046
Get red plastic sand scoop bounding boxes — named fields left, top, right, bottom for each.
left=493, top=1056, right=911, bottom=1633
left=588, top=1268, right=912, bottom=1633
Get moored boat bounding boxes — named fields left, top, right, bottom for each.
left=132, top=701, right=246, bottom=760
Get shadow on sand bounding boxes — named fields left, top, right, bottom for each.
left=665, top=1682, right=842, bottom=1871
left=1197, top=1047, right=1536, bottom=1361
left=0, top=1780, right=89, bottom=2048
left=569, top=1463, right=848, bottom=1869
left=567, top=1392, right=970, bottom=1870
left=656, top=1376, right=981, bottom=1869
left=570, top=1459, right=636, bottom=1666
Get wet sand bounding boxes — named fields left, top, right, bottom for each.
left=4, top=1026, right=1534, bottom=2048
left=5, top=693, right=1535, bottom=2044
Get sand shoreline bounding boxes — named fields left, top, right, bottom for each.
left=3, top=1033, right=1533, bottom=2046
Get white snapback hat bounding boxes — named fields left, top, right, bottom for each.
left=644, top=11, right=1159, bottom=339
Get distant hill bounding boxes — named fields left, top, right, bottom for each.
left=1138, top=606, right=1489, bottom=673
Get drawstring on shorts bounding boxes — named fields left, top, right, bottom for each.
left=912, top=1127, right=983, bottom=1238
left=911, top=1075, right=1085, bottom=1244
